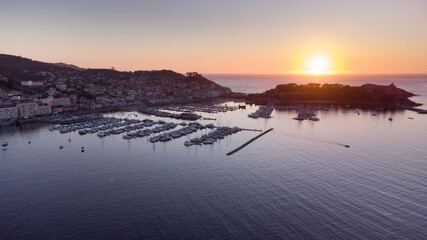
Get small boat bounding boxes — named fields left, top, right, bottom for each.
left=59, top=129, right=68, bottom=134
left=388, top=117, right=393, bottom=121
left=238, top=105, right=246, bottom=109
left=171, top=132, right=182, bottom=138
left=123, top=135, right=132, bottom=140
left=202, top=138, right=216, bottom=145
left=97, top=132, right=106, bottom=138
left=344, top=145, right=350, bottom=148
left=191, top=138, right=203, bottom=144
left=59, top=145, right=64, bottom=149
left=408, top=117, right=414, bottom=120
left=184, top=141, right=193, bottom=147
left=81, top=147, right=85, bottom=152
left=28, top=141, right=31, bottom=144
left=2, top=142, right=8, bottom=147
left=68, top=138, right=71, bottom=142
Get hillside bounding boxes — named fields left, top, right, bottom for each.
left=0, top=54, right=232, bottom=107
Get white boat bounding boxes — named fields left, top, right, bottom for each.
left=97, top=132, right=106, bottom=137
left=59, top=129, right=68, bottom=134
left=191, top=138, right=203, bottom=144
left=202, top=138, right=216, bottom=144
left=184, top=141, right=193, bottom=147
left=171, top=132, right=182, bottom=138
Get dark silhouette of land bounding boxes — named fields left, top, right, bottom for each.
left=246, top=83, right=420, bottom=108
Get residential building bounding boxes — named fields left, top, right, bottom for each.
left=55, top=83, right=67, bottom=91
left=17, top=102, right=38, bottom=118
left=41, top=97, right=54, bottom=105
left=21, top=81, right=44, bottom=87
left=0, top=105, right=18, bottom=120
left=36, top=105, right=52, bottom=116
left=53, top=97, right=71, bottom=106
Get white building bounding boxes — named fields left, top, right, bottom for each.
left=21, top=81, right=33, bottom=86
left=17, top=102, right=38, bottom=118
left=10, top=96, right=20, bottom=101
left=21, top=81, right=44, bottom=87
left=53, top=97, right=71, bottom=106
left=0, top=105, right=18, bottom=120
left=36, top=105, right=52, bottom=116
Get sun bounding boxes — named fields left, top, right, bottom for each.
left=306, top=55, right=331, bottom=75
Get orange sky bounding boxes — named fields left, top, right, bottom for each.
left=1, top=0, right=426, bottom=74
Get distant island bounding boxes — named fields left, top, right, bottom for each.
left=246, top=83, right=420, bottom=109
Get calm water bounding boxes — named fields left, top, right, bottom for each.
left=1, top=76, right=427, bottom=239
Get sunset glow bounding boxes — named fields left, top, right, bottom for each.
left=1, top=1, right=426, bottom=74
left=306, top=55, right=331, bottom=75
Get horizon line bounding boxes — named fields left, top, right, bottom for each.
left=2, top=53, right=427, bottom=76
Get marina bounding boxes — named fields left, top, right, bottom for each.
left=46, top=111, right=247, bottom=149
left=161, top=103, right=239, bottom=114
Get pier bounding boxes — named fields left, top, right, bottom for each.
left=405, top=106, right=427, bottom=114
left=226, top=128, right=274, bottom=156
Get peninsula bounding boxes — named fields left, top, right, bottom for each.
left=246, top=83, right=420, bottom=109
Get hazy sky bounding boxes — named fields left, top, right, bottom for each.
left=1, top=0, right=426, bottom=74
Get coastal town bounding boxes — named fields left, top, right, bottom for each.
left=0, top=54, right=235, bottom=125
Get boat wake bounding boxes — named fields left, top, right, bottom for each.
left=277, top=132, right=350, bottom=148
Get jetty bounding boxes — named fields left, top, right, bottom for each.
left=226, top=128, right=274, bottom=156
left=404, top=106, right=427, bottom=114
left=139, top=107, right=201, bottom=120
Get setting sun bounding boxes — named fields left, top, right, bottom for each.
left=306, top=55, right=331, bottom=75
